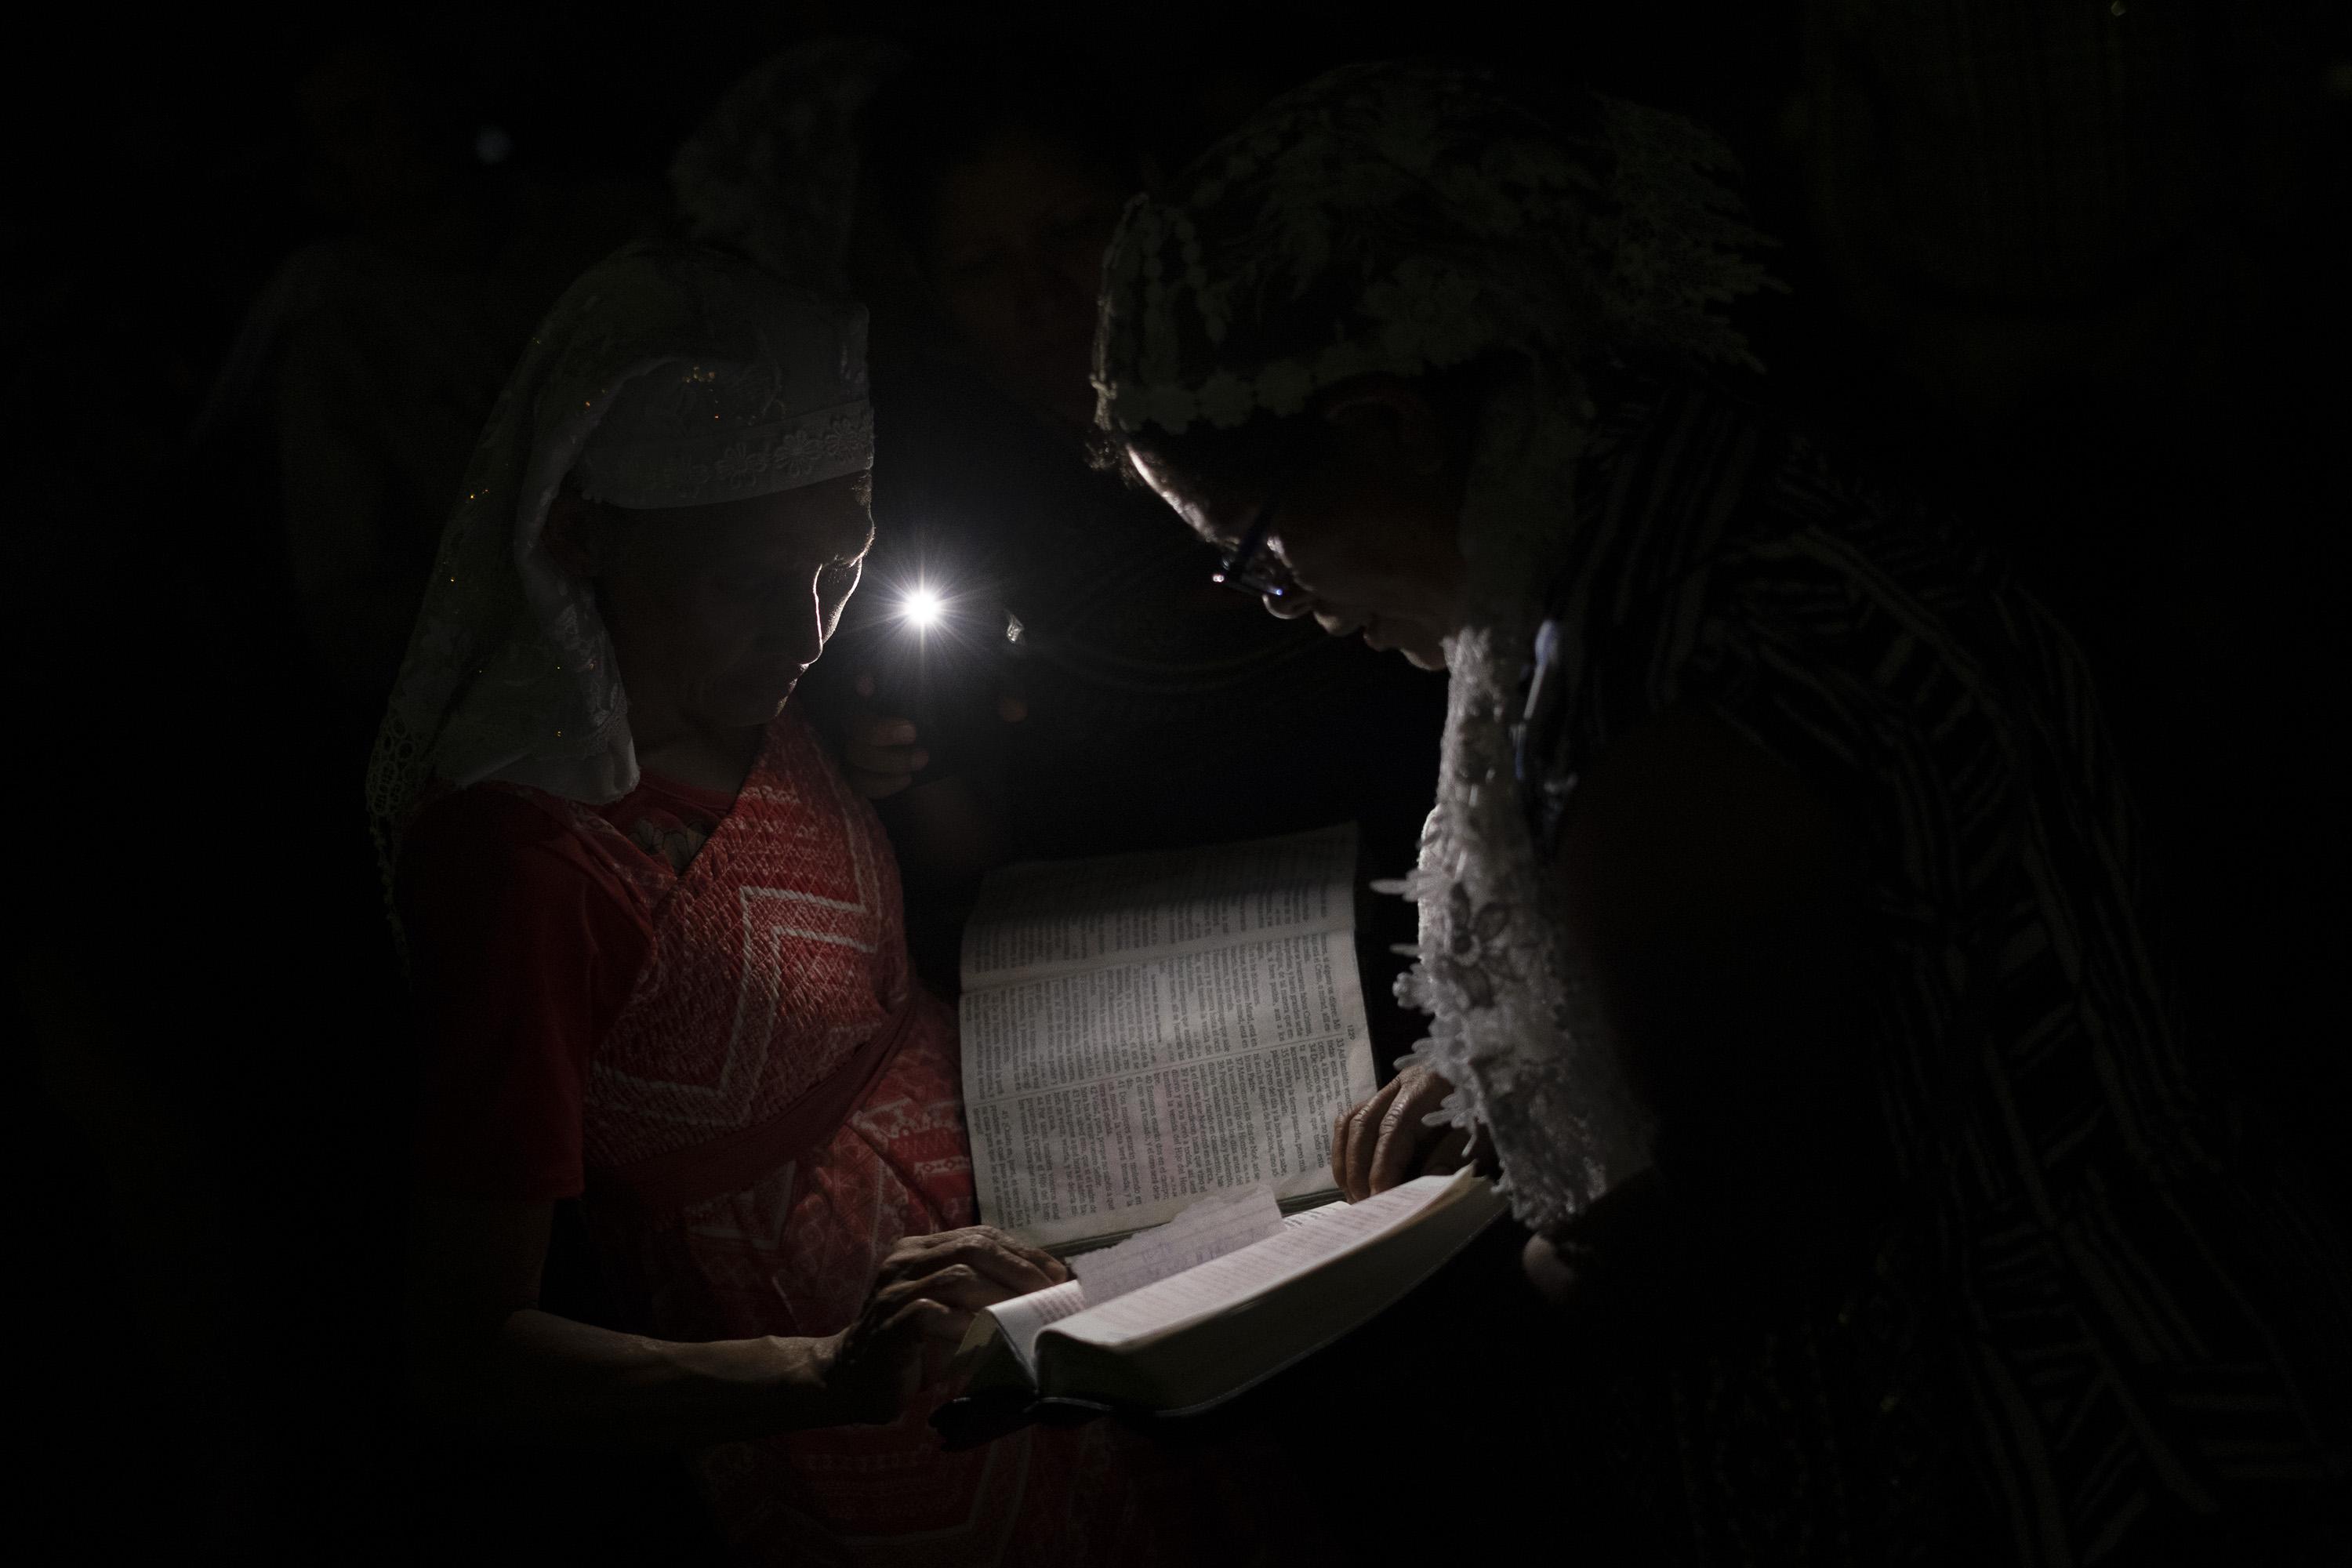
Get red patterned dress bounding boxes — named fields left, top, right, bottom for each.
left=402, top=706, right=1184, bottom=1566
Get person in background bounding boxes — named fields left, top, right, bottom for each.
left=378, top=241, right=1210, bottom=1566
left=862, top=46, right=1447, bottom=873
left=202, top=41, right=668, bottom=724
left=1102, top=62, right=2352, bottom=1564
left=676, top=40, right=1450, bottom=1000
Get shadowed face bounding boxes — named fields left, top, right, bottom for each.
left=1125, top=386, right=1469, bottom=671
left=570, top=474, right=875, bottom=729
left=927, top=126, right=1128, bottom=433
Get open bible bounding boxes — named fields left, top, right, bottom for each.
left=946, top=1171, right=1504, bottom=1425
left=957, top=824, right=1381, bottom=1251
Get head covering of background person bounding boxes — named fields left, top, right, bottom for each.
left=1095, top=62, right=1774, bottom=1229
left=669, top=37, right=907, bottom=293
left=365, top=241, right=871, bottom=896
left=191, top=42, right=674, bottom=710
left=855, top=40, right=1152, bottom=435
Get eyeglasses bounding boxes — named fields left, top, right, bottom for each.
left=1210, top=485, right=1298, bottom=601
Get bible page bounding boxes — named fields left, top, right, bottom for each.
left=979, top=1280, right=1088, bottom=1380
left=1068, top=1185, right=1284, bottom=1301
left=958, top=827, right=1377, bottom=1249
left=960, top=824, right=1358, bottom=985
left=1044, top=1173, right=1484, bottom=1350
left=976, top=1185, right=1285, bottom=1377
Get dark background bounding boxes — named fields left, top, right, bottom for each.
left=10, top=2, right=2349, bottom=1559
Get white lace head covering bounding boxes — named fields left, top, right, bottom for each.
left=1093, top=61, right=1769, bottom=437
left=1094, top=64, right=1772, bottom=1229
left=365, top=240, right=872, bottom=889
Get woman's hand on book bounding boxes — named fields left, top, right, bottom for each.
left=814, top=1226, right=1071, bottom=1423
left=1331, top=1063, right=1472, bottom=1202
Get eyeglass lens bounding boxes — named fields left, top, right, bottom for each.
left=1212, top=493, right=1294, bottom=598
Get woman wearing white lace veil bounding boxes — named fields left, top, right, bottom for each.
left=1098, top=62, right=2351, bottom=1564
left=370, top=241, right=1191, bottom=1566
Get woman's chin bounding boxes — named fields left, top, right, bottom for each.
left=1361, top=615, right=1447, bottom=670
left=700, top=678, right=800, bottom=729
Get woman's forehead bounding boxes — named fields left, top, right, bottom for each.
left=646, top=478, right=875, bottom=561
left=1125, top=444, right=1256, bottom=541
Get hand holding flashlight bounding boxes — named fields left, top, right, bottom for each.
left=831, top=583, right=1025, bottom=799
left=840, top=677, right=929, bottom=798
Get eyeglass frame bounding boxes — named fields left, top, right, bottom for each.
left=1209, top=481, right=1299, bottom=601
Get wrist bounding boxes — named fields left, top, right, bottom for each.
left=746, top=1332, right=846, bottom=1432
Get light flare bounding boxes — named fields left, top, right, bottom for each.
left=901, top=586, right=944, bottom=630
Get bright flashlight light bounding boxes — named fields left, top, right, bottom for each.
left=902, top=587, right=943, bottom=630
